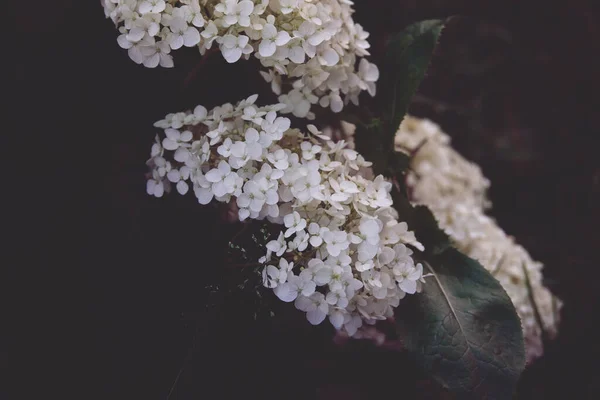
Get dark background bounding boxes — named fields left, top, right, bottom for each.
left=16, top=1, right=600, bottom=399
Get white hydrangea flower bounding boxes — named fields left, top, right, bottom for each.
left=102, top=0, right=378, bottom=116
left=139, top=0, right=166, bottom=15
left=395, top=116, right=562, bottom=362
left=167, top=16, right=201, bottom=49
left=218, top=34, right=253, bottom=63
left=146, top=96, right=427, bottom=335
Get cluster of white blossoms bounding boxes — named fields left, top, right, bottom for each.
left=395, top=117, right=492, bottom=210
left=395, top=116, right=562, bottom=362
left=145, top=95, right=427, bottom=335
left=102, top=0, right=379, bottom=118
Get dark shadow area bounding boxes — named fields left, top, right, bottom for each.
left=16, top=1, right=599, bottom=399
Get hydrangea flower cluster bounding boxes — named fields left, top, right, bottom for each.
left=395, top=116, right=562, bottom=362
left=102, top=0, right=379, bottom=118
left=395, top=117, right=491, bottom=210
left=145, top=95, right=426, bottom=335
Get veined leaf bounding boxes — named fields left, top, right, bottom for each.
left=380, top=20, right=444, bottom=145
left=358, top=20, right=444, bottom=181
left=395, top=248, right=526, bottom=399
left=390, top=185, right=452, bottom=255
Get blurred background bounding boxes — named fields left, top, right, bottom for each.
left=17, top=0, right=600, bottom=398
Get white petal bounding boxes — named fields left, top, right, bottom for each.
left=249, top=198, right=264, bottom=212
left=167, top=170, right=181, bottom=183
left=259, top=40, right=276, bottom=57
left=301, top=281, right=316, bottom=297
left=170, top=35, right=184, bottom=50
left=314, top=268, right=331, bottom=285
left=223, top=14, right=238, bottom=26
left=159, top=53, right=174, bottom=68
left=237, top=35, right=249, bottom=48
left=400, top=279, right=417, bottom=294
left=274, top=284, right=297, bottom=302
left=192, top=15, right=205, bottom=28
left=205, top=168, right=223, bottom=183
left=330, top=95, right=343, bottom=113
left=330, top=193, right=348, bottom=203
left=126, top=27, right=146, bottom=43
left=128, top=47, right=144, bottom=64
left=275, top=31, right=291, bottom=46
left=238, top=1, right=255, bottom=15
left=288, top=46, right=305, bottom=64
left=365, top=63, right=380, bottom=82
left=237, top=15, right=250, bottom=27
left=262, top=24, right=277, bottom=39
left=221, top=47, right=242, bottom=63
left=195, top=187, right=213, bottom=204
left=164, top=128, right=180, bottom=140
left=320, top=48, right=339, bottom=66
left=408, top=267, right=422, bottom=281
left=238, top=208, right=250, bottom=221
left=221, top=34, right=237, bottom=48
left=245, top=128, right=260, bottom=142
left=306, top=309, right=326, bottom=325
left=162, top=138, right=178, bottom=151
left=265, top=191, right=278, bottom=205
left=212, top=181, right=228, bottom=197
left=153, top=182, right=164, bottom=197
left=183, top=27, right=201, bottom=47
left=180, top=131, right=193, bottom=142
left=329, top=312, right=344, bottom=329
left=194, top=105, right=207, bottom=119
left=138, top=2, right=152, bottom=14
left=143, top=53, right=160, bottom=68
left=176, top=180, right=189, bottom=195
left=117, top=35, right=133, bottom=49
left=230, top=142, right=246, bottom=158
left=309, top=236, right=322, bottom=247
left=295, top=296, right=313, bottom=312
left=146, top=180, right=156, bottom=196
left=236, top=194, right=251, bottom=208
left=326, top=292, right=338, bottom=305
left=147, top=23, right=160, bottom=37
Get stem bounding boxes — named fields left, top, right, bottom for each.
left=490, top=253, right=506, bottom=277
left=229, top=222, right=249, bottom=243
left=520, top=262, right=550, bottom=347
left=410, top=138, right=429, bottom=158
left=167, top=353, right=189, bottom=400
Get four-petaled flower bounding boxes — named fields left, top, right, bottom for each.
left=283, top=211, right=307, bottom=238
left=167, top=17, right=201, bottom=50
left=219, top=34, right=252, bottom=63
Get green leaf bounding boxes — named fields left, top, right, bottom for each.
left=388, top=151, right=411, bottom=174
left=411, top=205, right=452, bottom=255
left=354, top=118, right=387, bottom=175
left=394, top=248, right=526, bottom=399
left=380, top=20, right=444, bottom=145
left=390, top=185, right=451, bottom=255
left=355, top=21, right=443, bottom=179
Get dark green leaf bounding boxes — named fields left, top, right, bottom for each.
left=388, top=151, right=411, bottom=173
left=395, top=248, right=526, bottom=399
left=355, top=21, right=443, bottom=179
left=411, top=205, right=452, bottom=255
left=380, top=20, right=444, bottom=145
left=339, top=111, right=366, bottom=127
left=354, top=118, right=387, bottom=175
left=390, top=186, right=451, bottom=255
